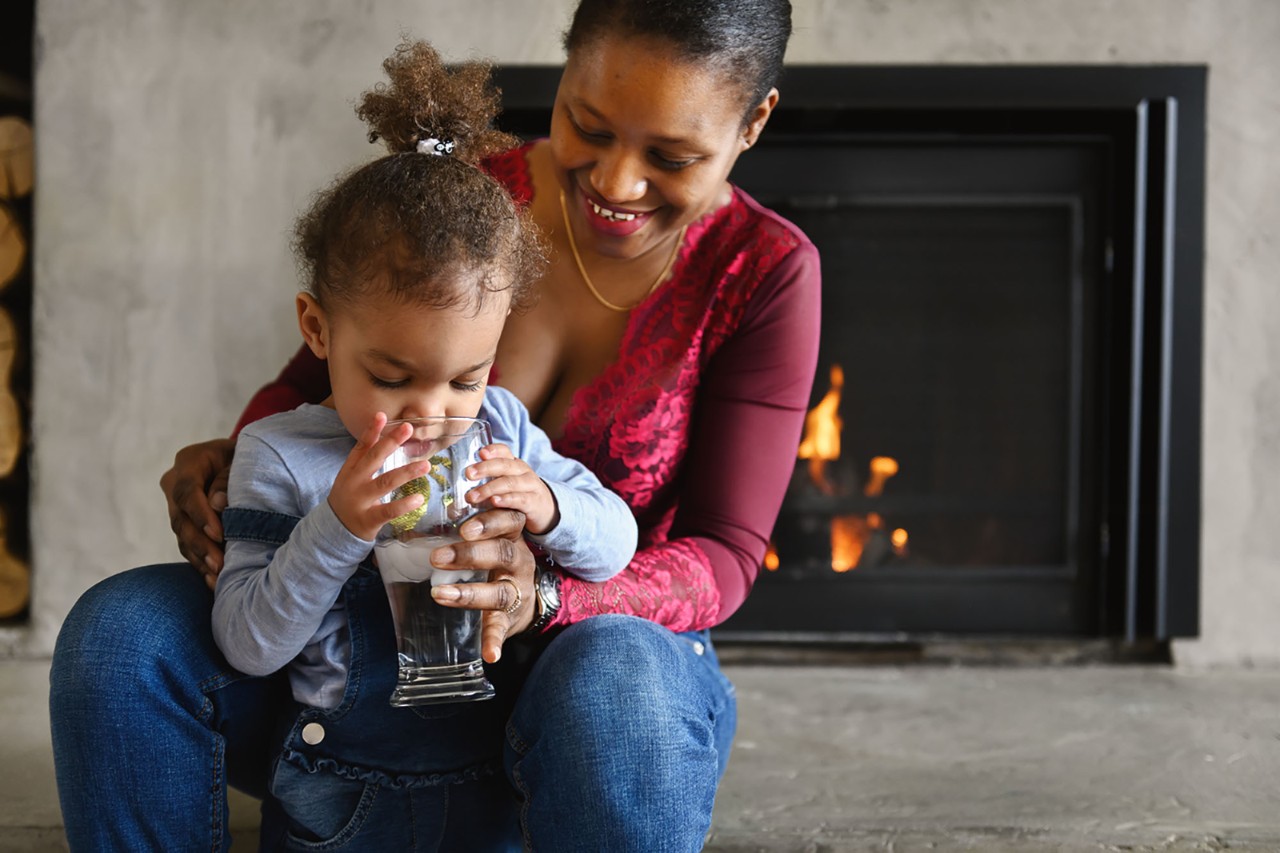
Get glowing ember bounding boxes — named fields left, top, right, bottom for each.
left=831, top=515, right=868, bottom=572
left=892, top=528, right=909, bottom=557
left=764, top=541, right=780, bottom=571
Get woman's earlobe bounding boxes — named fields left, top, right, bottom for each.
left=742, top=87, right=781, bottom=150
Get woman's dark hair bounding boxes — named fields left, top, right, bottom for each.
left=294, top=40, right=543, bottom=314
left=563, top=0, right=792, bottom=118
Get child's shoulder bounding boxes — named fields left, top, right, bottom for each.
left=236, top=404, right=347, bottom=451
left=480, top=385, right=557, bottom=458
left=478, top=385, right=531, bottom=433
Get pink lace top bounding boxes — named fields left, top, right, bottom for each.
left=237, top=143, right=821, bottom=630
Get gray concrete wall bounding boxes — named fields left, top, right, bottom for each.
left=13, top=0, right=1279, bottom=665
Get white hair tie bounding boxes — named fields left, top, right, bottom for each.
left=416, top=137, right=454, bottom=156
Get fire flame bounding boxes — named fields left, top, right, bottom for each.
left=764, top=541, right=780, bottom=571
left=792, top=364, right=906, bottom=572
left=795, top=364, right=843, bottom=495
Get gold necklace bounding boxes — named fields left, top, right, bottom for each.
left=559, top=190, right=687, bottom=313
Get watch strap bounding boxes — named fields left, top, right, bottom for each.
left=526, top=564, right=561, bottom=634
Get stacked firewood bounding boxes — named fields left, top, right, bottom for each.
left=0, top=114, right=31, bottom=620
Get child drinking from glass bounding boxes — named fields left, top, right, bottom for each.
left=210, top=40, right=636, bottom=847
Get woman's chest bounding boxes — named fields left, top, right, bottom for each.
left=496, top=270, right=632, bottom=438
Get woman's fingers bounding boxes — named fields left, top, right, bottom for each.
left=159, top=438, right=236, bottom=577
left=431, top=576, right=522, bottom=610
left=207, top=466, right=231, bottom=513
left=431, top=534, right=523, bottom=571
left=480, top=610, right=514, bottom=663
left=454, top=507, right=528, bottom=544
left=432, top=575, right=534, bottom=661
left=425, top=504, right=535, bottom=661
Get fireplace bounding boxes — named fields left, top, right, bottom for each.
left=494, top=65, right=1205, bottom=644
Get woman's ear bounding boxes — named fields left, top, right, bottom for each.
left=741, top=87, right=780, bottom=151
left=296, top=292, right=330, bottom=360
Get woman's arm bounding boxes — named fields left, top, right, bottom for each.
left=233, top=344, right=330, bottom=436
left=552, top=241, right=822, bottom=631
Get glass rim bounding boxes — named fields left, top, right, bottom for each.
left=381, top=416, right=492, bottom=441
left=384, top=416, right=489, bottom=427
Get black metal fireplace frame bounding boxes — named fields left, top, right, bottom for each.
left=493, top=65, right=1205, bottom=643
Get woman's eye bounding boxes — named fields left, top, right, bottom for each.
left=652, top=152, right=696, bottom=170
left=370, top=375, right=407, bottom=389
left=570, top=117, right=609, bottom=142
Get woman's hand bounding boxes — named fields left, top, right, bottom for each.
left=159, top=437, right=237, bottom=589
left=428, top=507, right=537, bottom=663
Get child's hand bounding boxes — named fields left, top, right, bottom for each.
left=464, top=443, right=560, bottom=535
left=328, top=413, right=431, bottom=541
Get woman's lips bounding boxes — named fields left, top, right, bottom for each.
left=578, top=192, right=653, bottom=238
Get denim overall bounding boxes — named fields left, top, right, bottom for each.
left=223, top=508, right=524, bottom=852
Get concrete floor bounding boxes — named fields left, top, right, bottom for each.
left=4, top=656, right=1280, bottom=852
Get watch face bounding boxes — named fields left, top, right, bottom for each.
left=539, top=568, right=561, bottom=607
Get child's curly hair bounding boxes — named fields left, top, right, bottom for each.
left=294, top=40, right=544, bottom=314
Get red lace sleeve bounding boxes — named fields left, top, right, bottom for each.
left=232, top=344, right=330, bottom=436
left=553, top=239, right=822, bottom=631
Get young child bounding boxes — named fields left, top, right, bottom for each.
left=209, top=41, right=636, bottom=846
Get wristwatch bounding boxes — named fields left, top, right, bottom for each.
left=527, top=564, right=561, bottom=634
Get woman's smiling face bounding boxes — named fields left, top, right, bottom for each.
left=550, top=32, right=775, bottom=262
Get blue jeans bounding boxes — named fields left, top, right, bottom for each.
left=49, top=564, right=737, bottom=851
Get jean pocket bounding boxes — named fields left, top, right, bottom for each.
left=270, top=756, right=377, bottom=849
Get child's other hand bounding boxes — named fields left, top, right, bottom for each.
left=465, top=443, right=559, bottom=535
left=328, top=413, right=431, bottom=541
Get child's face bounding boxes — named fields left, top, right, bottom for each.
left=297, top=286, right=511, bottom=439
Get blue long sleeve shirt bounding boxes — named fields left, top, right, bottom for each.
left=212, top=386, right=637, bottom=708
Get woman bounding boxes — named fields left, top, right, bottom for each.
left=49, top=0, right=820, bottom=849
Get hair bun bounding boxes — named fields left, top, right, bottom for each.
left=356, top=39, right=517, bottom=167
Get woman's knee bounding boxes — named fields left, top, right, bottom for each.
left=52, top=564, right=215, bottom=698
left=515, top=615, right=727, bottom=751
left=531, top=615, right=686, bottom=711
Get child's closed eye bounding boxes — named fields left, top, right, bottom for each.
left=370, top=374, right=408, bottom=389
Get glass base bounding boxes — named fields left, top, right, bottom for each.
left=389, top=661, right=495, bottom=706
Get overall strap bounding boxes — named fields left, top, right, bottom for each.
left=221, top=506, right=301, bottom=547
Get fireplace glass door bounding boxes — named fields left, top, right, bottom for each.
left=724, top=137, right=1105, bottom=637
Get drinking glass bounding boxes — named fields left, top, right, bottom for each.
left=375, top=416, right=495, bottom=705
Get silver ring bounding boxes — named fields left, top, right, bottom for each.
left=497, top=577, right=523, bottom=615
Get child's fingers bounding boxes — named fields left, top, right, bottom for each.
left=467, top=474, right=543, bottom=510
left=353, top=413, right=390, bottom=455
left=374, top=459, right=432, bottom=498
left=365, top=420, right=414, bottom=473
left=376, top=491, right=426, bottom=525
left=466, top=455, right=532, bottom=482
left=345, top=414, right=406, bottom=480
